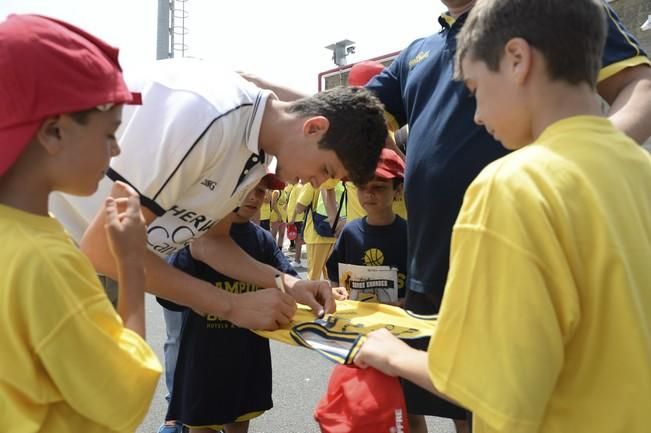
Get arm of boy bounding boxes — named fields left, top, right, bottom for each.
left=193, top=216, right=336, bottom=318
left=322, top=188, right=346, bottom=236
left=355, top=329, right=457, bottom=405
left=81, top=184, right=297, bottom=331
left=293, top=201, right=308, bottom=218
left=103, top=182, right=147, bottom=338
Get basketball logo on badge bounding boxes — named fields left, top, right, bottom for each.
left=362, top=248, right=385, bottom=266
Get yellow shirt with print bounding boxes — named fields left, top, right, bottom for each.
left=428, top=117, right=651, bottom=433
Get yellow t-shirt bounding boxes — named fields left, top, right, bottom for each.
left=271, top=188, right=290, bottom=222
left=428, top=116, right=651, bottom=433
left=298, top=183, right=346, bottom=245
left=259, top=195, right=271, bottom=221
left=0, top=205, right=161, bottom=433
left=344, top=182, right=366, bottom=222
left=286, top=183, right=305, bottom=223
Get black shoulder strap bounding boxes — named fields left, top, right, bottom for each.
left=331, top=184, right=347, bottom=236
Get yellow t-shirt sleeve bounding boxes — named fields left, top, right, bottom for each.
left=298, top=183, right=315, bottom=207
left=27, top=247, right=161, bottom=432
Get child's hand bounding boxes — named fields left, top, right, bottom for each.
left=331, top=286, right=349, bottom=301
left=104, top=181, right=147, bottom=264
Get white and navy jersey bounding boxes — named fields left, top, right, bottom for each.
left=50, top=58, right=275, bottom=257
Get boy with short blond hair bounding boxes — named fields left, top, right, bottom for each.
left=0, top=14, right=160, bottom=432
left=355, top=1, right=651, bottom=432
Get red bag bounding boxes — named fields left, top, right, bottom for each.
left=286, top=223, right=298, bottom=241
left=315, top=365, right=409, bottom=433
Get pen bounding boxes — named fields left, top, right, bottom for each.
left=274, top=274, right=286, bottom=293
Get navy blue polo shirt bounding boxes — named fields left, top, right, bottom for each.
left=366, top=6, right=648, bottom=306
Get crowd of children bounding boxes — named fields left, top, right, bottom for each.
left=1, top=1, right=651, bottom=432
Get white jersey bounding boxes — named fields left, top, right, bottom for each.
left=50, top=58, right=275, bottom=257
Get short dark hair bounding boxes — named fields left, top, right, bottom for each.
left=287, top=86, right=387, bottom=185
left=455, top=0, right=607, bottom=88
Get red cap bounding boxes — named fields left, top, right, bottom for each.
left=0, top=14, right=140, bottom=176
left=314, top=365, right=410, bottom=433
left=375, top=148, right=405, bottom=180
left=348, top=61, right=385, bottom=86
left=262, top=173, right=286, bottom=190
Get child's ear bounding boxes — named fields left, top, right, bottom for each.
left=504, top=37, right=532, bottom=86
left=35, top=116, right=64, bottom=155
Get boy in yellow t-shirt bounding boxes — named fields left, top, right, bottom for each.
left=0, top=15, right=160, bottom=432
left=270, top=188, right=288, bottom=249
left=287, top=182, right=307, bottom=265
left=355, top=1, right=651, bottom=433
left=296, top=181, right=346, bottom=280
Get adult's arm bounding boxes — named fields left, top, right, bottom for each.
left=191, top=214, right=335, bottom=317
left=241, top=69, right=406, bottom=156
left=598, top=64, right=651, bottom=144
left=80, top=187, right=297, bottom=330
left=239, top=71, right=309, bottom=100
left=598, top=5, right=651, bottom=144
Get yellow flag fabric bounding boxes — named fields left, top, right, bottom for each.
left=254, top=300, right=437, bottom=364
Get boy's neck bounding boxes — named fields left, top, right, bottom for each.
left=366, top=209, right=396, bottom=226
left=0, top=170, right=50, bottom=216
left=530, top=81, right=603, bottom=141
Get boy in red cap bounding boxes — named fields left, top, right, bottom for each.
left=0, top=14, right=160, bottom=432
left=326, top=148, right=407, bottom=305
